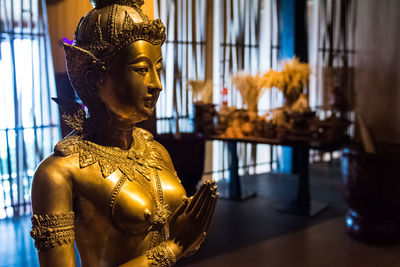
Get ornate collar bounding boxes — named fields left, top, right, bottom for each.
left=54, top=128, right=163, bottom=181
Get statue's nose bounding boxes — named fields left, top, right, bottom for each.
left=147, top=68, right=162, bottom=92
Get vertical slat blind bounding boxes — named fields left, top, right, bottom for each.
left=0, top=0, right=59, bottom=218
left=213, top=0, right=281, bottom=180
left=155, top=0, right=208, bottom=134
left=308, top=0, right=357, bottom=161
left=155, top=0, right=281, bottom=180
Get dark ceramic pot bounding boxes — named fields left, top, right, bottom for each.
left=194, top=103, right=217, bottom=135
left=342, top=143, right=400, bottom=244
left=155, top=133, right=205, bottom=196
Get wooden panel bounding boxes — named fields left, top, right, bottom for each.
left=354, top=0, right=400, bottom=143
left=46, top=1, right=92, bottom=73
left=46, top=0, right=154, bottom=73
left=143, top=0, right=154, bottom=18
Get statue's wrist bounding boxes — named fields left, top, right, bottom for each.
left=166, top=240, right=183, bottom=260
left=146, top=241, right=177, bottom=266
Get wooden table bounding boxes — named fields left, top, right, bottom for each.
left=207, top=135, right=348, bottom=216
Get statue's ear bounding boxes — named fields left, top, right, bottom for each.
left=83, top=65, right=104, bottom=94
left=61, top=42, right=106, bottom=94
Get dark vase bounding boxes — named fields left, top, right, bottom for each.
left=155, top=133, right=205, bottom=196
left=194, top=103, right=217, bottom=135
left=342, top=143, right=400, bottom=244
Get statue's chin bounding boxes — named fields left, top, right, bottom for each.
left=124, top=108, right=153, bottom=124
left=104, top=104, right=154, bottom=125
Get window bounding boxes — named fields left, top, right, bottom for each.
left=0, top=0, right=59, bottom=218
left=155, top=0, right=208, bottom=134
left=155, top=0, right=282, bottom=179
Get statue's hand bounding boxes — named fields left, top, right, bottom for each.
left=169, top=180, right=218, bottom=258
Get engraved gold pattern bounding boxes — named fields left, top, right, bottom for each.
left=30, top=212, right=75, bottom=252
left=90, top=0, right=144, bottom=9
left=52, top=98, right=86, bottom=132
left=55, top=128, right=163, bottom=181
left=73, top=11, right=166, bottom=66
left=108, top=174, right=128, bottom=230
left=146, top=242, right=176, bottom=267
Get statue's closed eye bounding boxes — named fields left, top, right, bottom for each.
left=156, top=67, right=164, bottom=74
left=133, top=67, right=149, bottom=75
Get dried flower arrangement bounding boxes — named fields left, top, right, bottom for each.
left=231, top=71, right=266, bottom=112
left=261, top=57, right=310, bottom=107
left=216, top=59, right=312, bottom=139
left=187, top=80, right=213, bottom=104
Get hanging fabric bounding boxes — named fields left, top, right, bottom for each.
left=0, top=0, right=59, bottom=218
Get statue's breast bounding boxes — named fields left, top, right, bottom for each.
left=73, top=166, right=155, bottom=236
left=111, top=171, right=156, bottom=235
left=112, top=167, right=186, bottom=235
left=75, top=166, right=185, bottom=236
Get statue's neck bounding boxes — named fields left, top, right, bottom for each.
left=90, top=116, right=135, bottom=150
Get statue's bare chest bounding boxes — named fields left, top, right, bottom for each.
left=55, top=129, right=185, bottom=237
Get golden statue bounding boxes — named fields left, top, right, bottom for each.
left=30, top=1, right=218, bottom=266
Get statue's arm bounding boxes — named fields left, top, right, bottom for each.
left=31, top=155, right=76, bottom=267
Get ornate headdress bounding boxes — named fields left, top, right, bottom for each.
left=59, top=0, right=166, bottom=132
left=90, top=0, right=144, bottom=9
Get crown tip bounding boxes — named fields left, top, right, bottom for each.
left=90, top=0, right=145, bottom=9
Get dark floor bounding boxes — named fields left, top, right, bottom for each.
left=0, top=162, right=348, bottom=266
left=187, top=217, right=400, bottom=267
left=0, top=215, right=39, bottom=266
left=178, top=162, right=347, bottom=266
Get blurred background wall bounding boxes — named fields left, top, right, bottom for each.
left=354, top=0, right=400, bottom=144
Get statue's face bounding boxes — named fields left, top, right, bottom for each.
left=99, top=40, right=163, bottom=123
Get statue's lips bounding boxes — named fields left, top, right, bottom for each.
left=143, top=93, right=159, bottom=109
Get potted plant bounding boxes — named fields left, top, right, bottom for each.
left=260, top=58, right=312, bottom=139
left=261, top=58, right=310, bottom=108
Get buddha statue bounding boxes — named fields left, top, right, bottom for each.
left=30, top=0, right=218, bottom=266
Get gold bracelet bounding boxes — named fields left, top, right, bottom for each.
left=30, top=211, right=75, bottom=252
left=146, top=242, right=176, bottom=267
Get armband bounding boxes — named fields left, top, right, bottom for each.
left=30, top=211, right=75, bottom=252
left=146, top=242, right=176, bottom=267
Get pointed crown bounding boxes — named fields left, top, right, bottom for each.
left=73, top=3, right=165, bottom=67
left=90, top=0, right=144, bottom=9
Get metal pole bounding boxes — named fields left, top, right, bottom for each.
left=40, top=0, right=56, bottom=147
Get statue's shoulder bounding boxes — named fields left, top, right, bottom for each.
left=54, top=134, right=82, bottom=157
left=134, top=127, right=155, bottom=142
left=34, top=139, right=79, bottom=187
left=133, top=128, right=168, bottom=159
